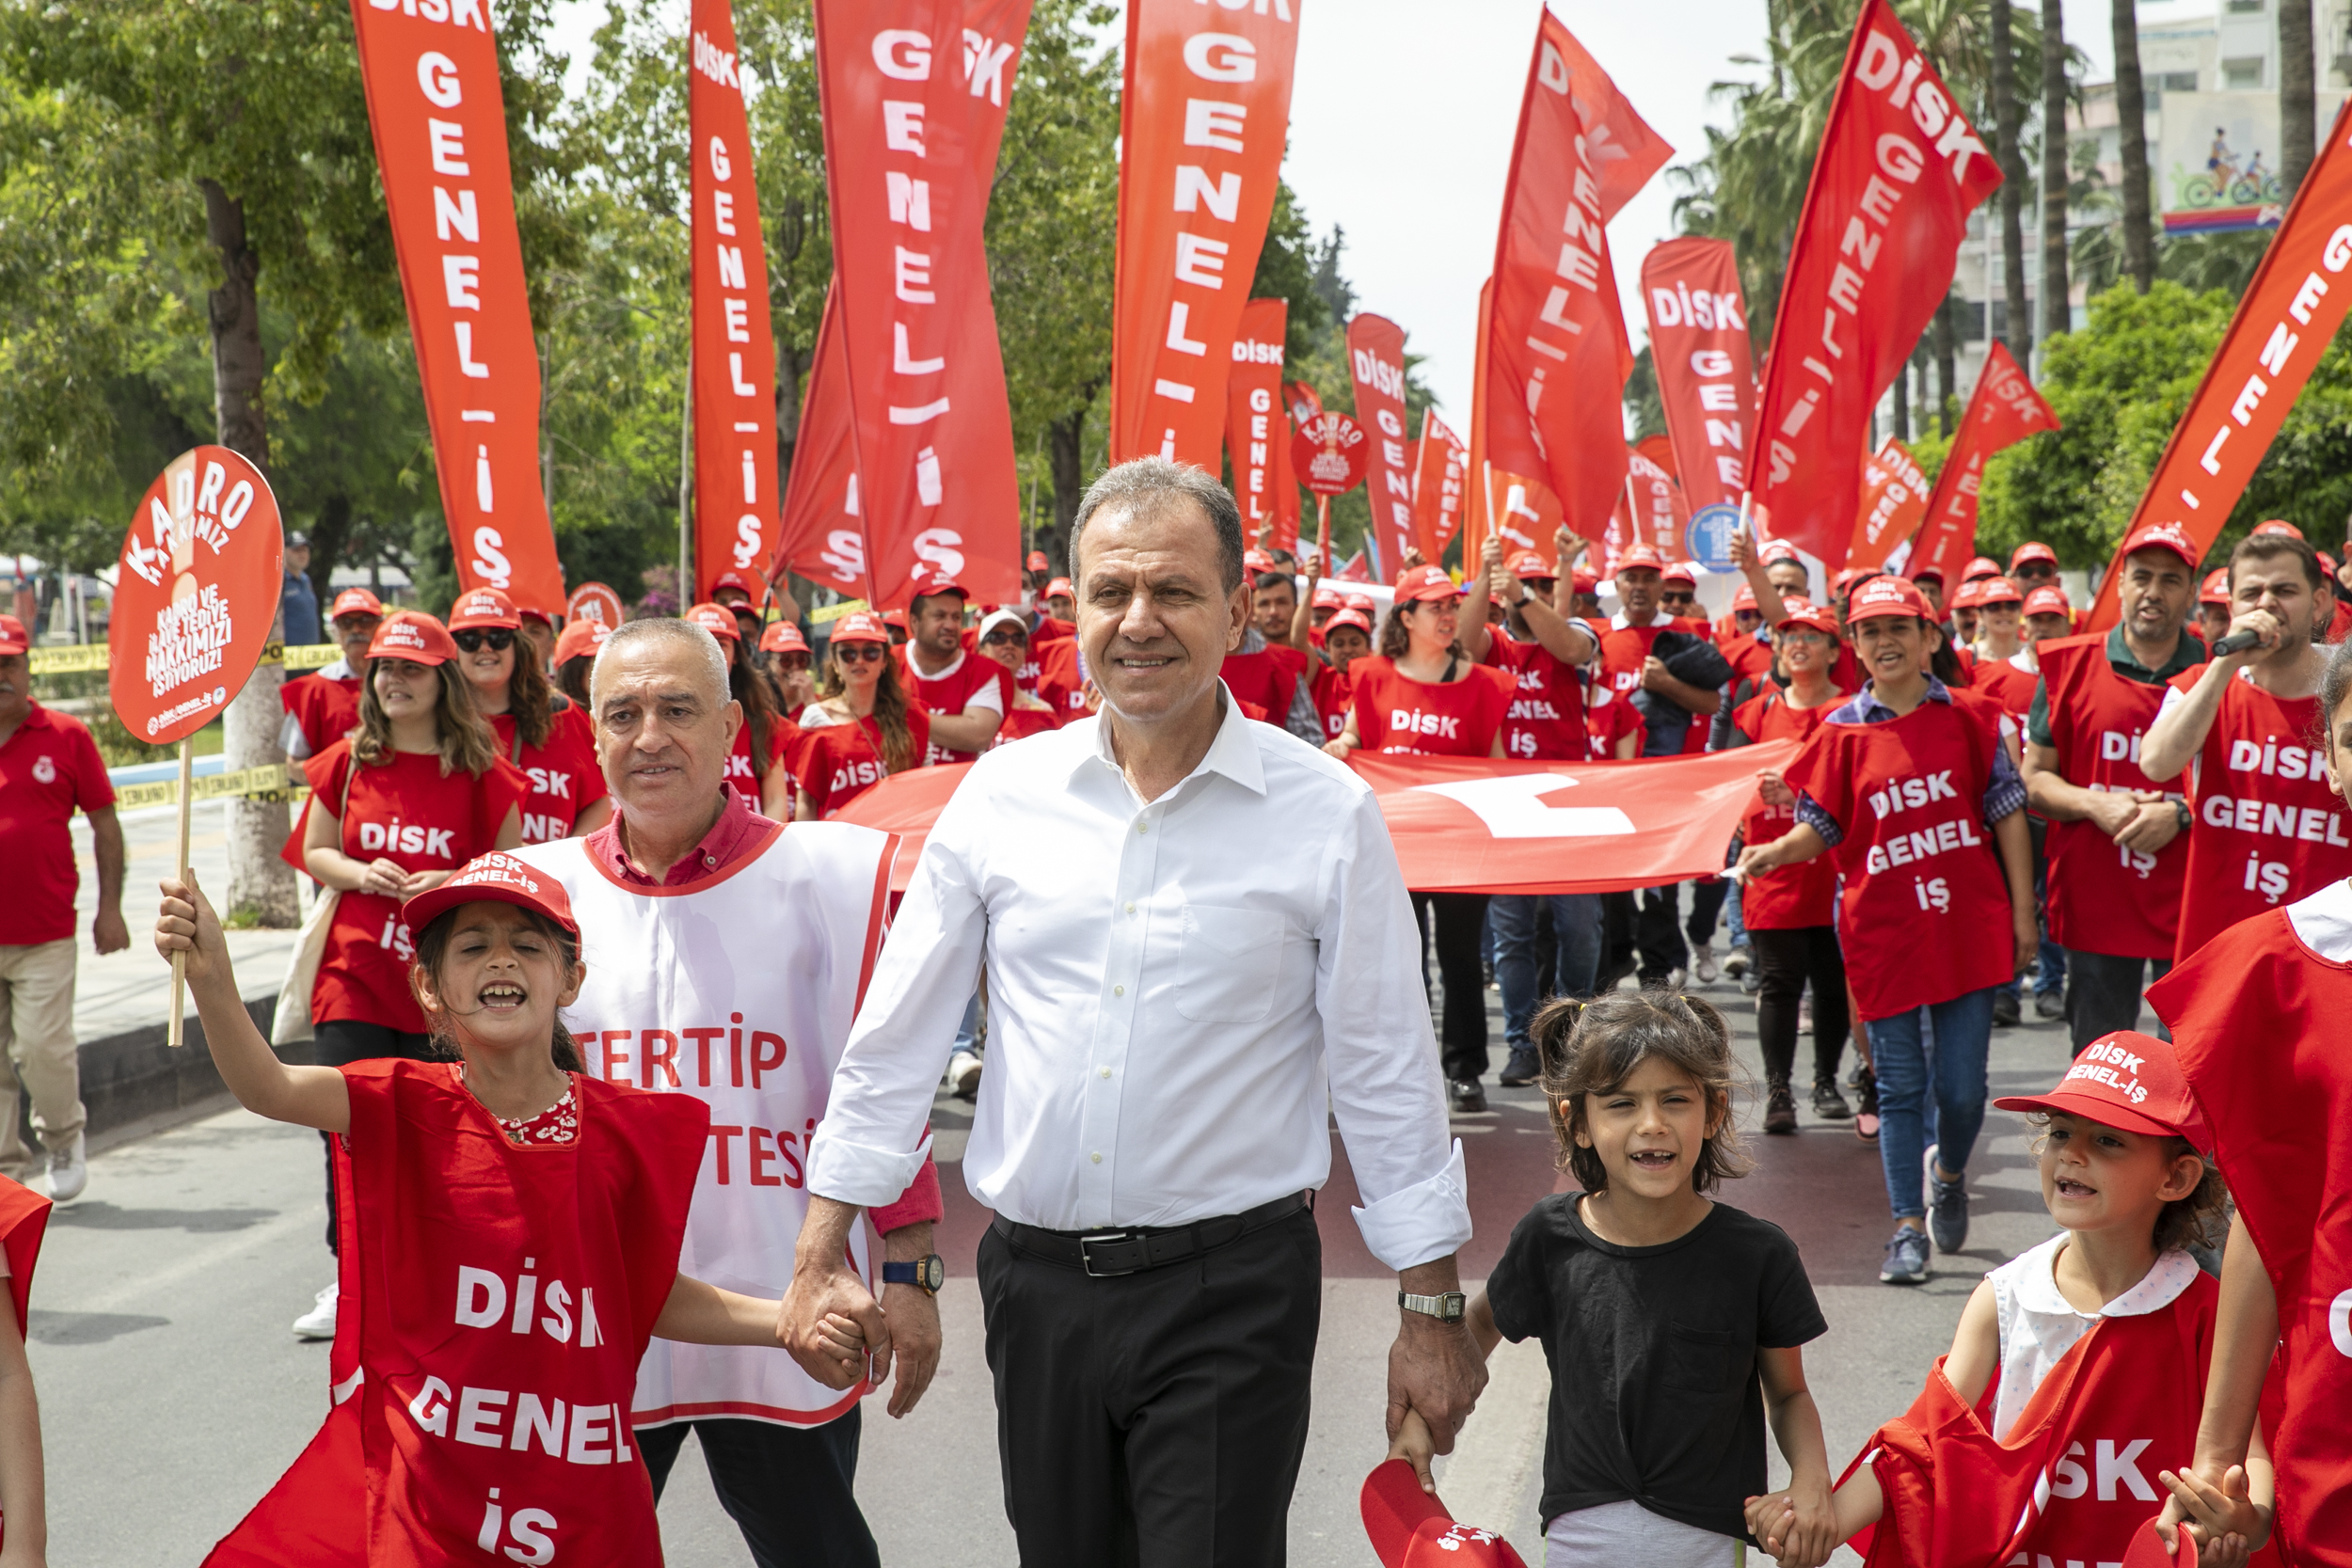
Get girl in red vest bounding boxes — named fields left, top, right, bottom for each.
left=795, top=610, right=932, bottom=820
left=1747, top=1031, right=2265, bottom=1567
left=1328, top=564, right=1513, bottom=1112
left=158, top=854, right=807, bottom=1567
left=449, top=589, right=611, bottom=845
left=1311, top=608, right=1373, bottom=742
left=1721, top=601, right=1853, bottom=1135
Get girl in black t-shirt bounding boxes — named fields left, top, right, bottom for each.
left=1391, top=992, right=1836, bottom=1567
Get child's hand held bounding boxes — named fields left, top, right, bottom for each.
left=1386, top=1407, right=1437, bottom=1496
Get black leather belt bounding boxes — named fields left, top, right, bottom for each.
left=993, top=1191, right=1311, bottom=1277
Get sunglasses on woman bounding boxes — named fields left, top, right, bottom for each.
left=453, top=628, right=515, bottom=653
left=773, top=653, right=812, bottom=673
left=980, top=627, right=1025, bottom=646
left=835, top=643, right=887, bottom=664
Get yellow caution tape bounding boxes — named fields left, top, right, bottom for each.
left=282, top=642, right=341, bottom=670
left=807, top=599, right=869, bottom=626
left=103, top=765, right=311, bottom=815
left=30, top=641, right=342, bottom=676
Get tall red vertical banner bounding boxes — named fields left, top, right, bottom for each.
left=771, top=284, right=870, bottom=598
left=1910, top=344, right=2058, bottom=584
left=1847, top=436, right=1931, bottom=572
left=1640, top=237, right=1755, bottom=515
left=347, top=0, right=564, bottom=613
left=1465, top=277, right=1494, bottom=566
left=1484, top=14, right=1672, bottom=546
left=812, top=0, right=1028, bottom=608
left=690, top=2, right=781, bottom=600
left=1110, top=0, right=1302, bottom=467
left=1609, top=440, right=1689, bottom=560
left=1746, top=0, right=2000, bottom=567
left=1410, top=410, right=1469, bottom=566
left=1224, top=297, right=1298, bottom=550
left=1347, top=314, right=1417, bottom=573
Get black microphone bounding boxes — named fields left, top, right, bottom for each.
left=2210, top=629, right=2265, bottom=657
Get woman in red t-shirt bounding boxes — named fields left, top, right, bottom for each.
left=1326, top=565, right=1513, bottom=1110
left=795, top=610, right=933, bottom=820
left=685, top=602, right=795, bottom=820
left=975, top=607, right=1060, bottom=745
left=450, top=588, right=611, bottom=845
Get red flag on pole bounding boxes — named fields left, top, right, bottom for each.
left=1746, top=0, right=2000, bottom=567
left=1347, top=314, right=1418, bottom=574
left=1110, top=1, right=1302, bottom=467
left=690, top=1, right=782, bottom=601
left=1225, top=298, right=1299, bottom=552
left=2086, top=96, right=2352, bottom=630
left=812, top=0, right=1027, bottom=608
left=771, top=284, right=869, bottom=599
left=1847, top=436, right=1931, bottom=573
left=1609, top=439, right=1689, bottom=561
left=1909, top=344, right=2058, bottom=584
left=1465, top=277, right=1495, bottom=567
left=1483, top=14, right=1672, bottom=546
left=1409, top=410, right=1469, bottom=567
left=1641, top=237, right=1756, bottom=515
left=347, top=0, right=565, bottom=613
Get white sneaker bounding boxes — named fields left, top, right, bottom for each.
left=46, top=1132, right=87, bottom=1203
left=946, top=1051, right=983, bottom=1100
left=293, top=1281, right=339, bottom=1340
left=1666, top=966, right=1690, bottom=990
left=1694, top=944, right=1719, bottom=984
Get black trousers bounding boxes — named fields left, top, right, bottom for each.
left=312, top=1020, right=434, bottom=1254
left=1636, top=884, right=1687, bottom=982
left=1597, top=891, right=1640, bottom=992
left=2064, top=949, right=2172, bottom=1054
left=1749, top=926, right=1850, bottom=1086
left=637, top=1412, right=878, bottom=1568
left=1686, top=878, right=1729, bottom=950
left=1411, top=891, right=1491, bottom=1082
left=977, top=1206, right=1322, bottom=1568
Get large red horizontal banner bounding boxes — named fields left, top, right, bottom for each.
left=837, top=741, right=1798, bottom=895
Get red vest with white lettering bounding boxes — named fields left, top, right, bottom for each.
left=518, top=824, right=896, bottom=1428
left=898, top=647, right=1011, bottom=765
left=280, top=670, right=363, bottom=756
left=1348, top=657, right=1513, bottom=756
left=491, top=703, right=608, bottom=846
left=1783, top=700, right=2012, bottom=1021
left=2036, top=635, right=2189, bottom=960
left=2152, top=884, right=2352, bottom=1567
left=1852, top=1280, right=2223, bottom=1568
left=2170, top=667, right=2352, bottom=961
left=1221, top=644, right=1308, bottom=729
left=1963, top=654, right=2038, bottom=721
left=1310, top=661, right=1353, bottom=742
left=1730, top=689, right=1843, bottom=929
left=1484, top=635, right=1591, bottom=762
left=1034, top=639, right=1089, bottom=721
left=202, top=1060, right=706, bottom=1567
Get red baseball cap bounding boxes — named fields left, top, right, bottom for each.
left=517, top=604, right=556, bottom=628
left=1909, top=562, right=1947, bottom=584
left=1963, top=556, right=2004, bottom=581
left=2024, top=585, right=2072, bottom=618
left=1831, top=567, right=1866, bottom=598
left=908, top=563, right=968, bottom=602
left=448, top=587, right=522, bottom=631
left=1776, top=598, right=1838, bottom=636
left=551, top=619, right=607, bottom=667
left=1975, top=576, right=2024, bottom=607
left=1044, top=577, right=1074, bottom=601
left=402, top=850, right=580, bottom=941
left=1395, top=564, right=1463, bottom=603
left=1323, top=608, right=1374, bottom=637
left=1361, top=1460, right=1527, bottom=1568
left=1661, top=561, right=1699, bottom=587
left=367, top=611, right=459, bottom=666
left=1757, top=538, right=1801, bottom=566
left=2251, top=518, right=2304, bottom=540
left=1025, top=550, right=1050, bottom=573
left=2200, top=568, right=2231, bottom=607
left=1951, top=578, right=1985, bottom=610
left=709, top=570, right=755, bottom=597
left=881, top=609, right=908, bottom=630
left=830, top=610, right=891, bottom=644
left=0, top=614, right=26, bottom=657
left=1612, top=542, right=1666, bottom=573
left=1994, top=1029, right=2210, bottom=1148
left=2122, top=520, right=2201, bottom=570
left=1732, top=585, right=1758, bottom=612
left=1343, top=593, right=1376, bottom=612
left=1244, top=549, right=1278, bottom=577
left=330, top=587, right=386, bottom=621
left=2010, top=541, right=2058, bottom=569
left=1845, top=575, right=1935, bottom=623
left=685, top=602, right=741, bottom=642
left=759, top=621, right=810, bottom=656
left=1506, top=550, right=1555, bottom=582
left=1312, top=585, right=1346, bottom=610
left=1569, top=568, right=1598, bottom=594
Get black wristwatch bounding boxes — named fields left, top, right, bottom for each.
left=2173, top=800, right=2192, bottom=832
left=882, top=1255, right=946, bottom=1295
left=1398, top=1289, right=1467, bottom=1323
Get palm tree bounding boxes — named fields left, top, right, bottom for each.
left=2041, top=0, right=2071, bottom=341
left=2281, top=0, right=2315, bottom=196
left=2112, top=0, right=2155, bottom=289
left=1990, top=0, right=2030, bottom=361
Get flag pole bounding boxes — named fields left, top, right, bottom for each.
left=167, top=736, right=193, bottom=1048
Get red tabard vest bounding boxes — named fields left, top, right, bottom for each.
left=1033, top=640, right=1089, bottom=722
left=1966, top=655, right=2039, bottom=720
left=204, top=1061, right=707, bottom=1567
left=282, top=671, right=363, bottom=755
left=1310, top=661, right=1353, bottom=742
left=1220, top=644, right=1307, bottom=728
left=2037, top=636, right=2189, bottom=961
left=1347, top=657, right=1514, bottom=756
left=1599, top=617, right=1714, bottom=755
left=1731, top=689, right=1843, bottom=930
left=491, top=705, right=608, bottom=846
left=2151, top=889, right=2352, bottom=1567
left=1852, top=1279, right=2227, bottom=1568
left=1484, top=635, right=1590, bottom=762
left=2171, top=669, right=2352, bottom=961
left=1783, top=700, right=2013, bottom=1020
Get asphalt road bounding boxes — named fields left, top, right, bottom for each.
left=28, top=945, right=2112, bottom=1566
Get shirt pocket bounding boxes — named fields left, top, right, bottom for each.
left=1173, top=904, right=1285, bottom=1024
left=1661, top=1318, right=1737, bottom=1397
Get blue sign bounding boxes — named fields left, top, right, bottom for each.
left=1685, top=503, right=1741, bottom=573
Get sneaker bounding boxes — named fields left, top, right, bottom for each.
left=1992, top=990, right=2022, bottom=1028
left=1740, top=969, right=1762, bottom=995
left=1880, top=1225, right=1931, bottom=1284
left=1693, top=944, right=1719, bottom=984
left=293, top=1281, right=339, bottom=1340
left=946, top=1050, right=983, bottom=1101
left=1451, top=1079, right=1488, bottom=1114
left=1498, top=1049, right=1541, bottom=1088
left=1763, top=1082, right=1797, bottom=1135
left=1927, top=1146, right=1970, bottom=1254
left=1723, top=946, right=1750, bottom=979
left=1666, top=966, right=1690, bottom=990
left=1811, top=1077, right=1852, bottom=1120
left=2034, top=990, right=2065, bottom=1022
left=45, top=1131, right=87, bottom=1203
left=1853, top=1069, right=1880, bottom=1141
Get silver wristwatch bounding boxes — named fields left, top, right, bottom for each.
left=1398, top=1290, right=1468, bottom=1323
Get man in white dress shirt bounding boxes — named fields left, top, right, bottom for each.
left=789, top=458, right=1482, bottom=1565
